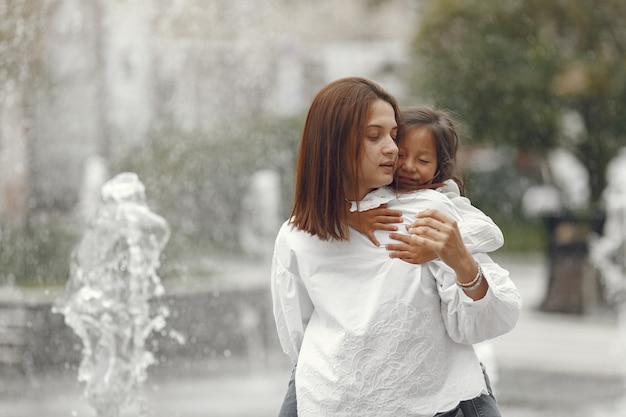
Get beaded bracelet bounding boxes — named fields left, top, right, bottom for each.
left=456, top=264, right=483, bottom=291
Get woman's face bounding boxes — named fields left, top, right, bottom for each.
left=354, top=99, right=398, bottom=200
left=394, top=125, right=438, bottom=192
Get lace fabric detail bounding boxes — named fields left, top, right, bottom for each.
left=296, top=301, right=481, bottom=417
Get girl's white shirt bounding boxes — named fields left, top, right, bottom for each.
left=349, top=180, right=504, bottom=250
left=271, top=188, right=522, bottom=416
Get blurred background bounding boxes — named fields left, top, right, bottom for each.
left=1, top=0, right=625, bottom=416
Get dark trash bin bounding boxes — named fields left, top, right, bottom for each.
left=540, top=213, right=605, bottom=314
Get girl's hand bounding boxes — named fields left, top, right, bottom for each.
left=347, top=204, right=402, bottom=246
left=386, top=233, right=437, bottom=264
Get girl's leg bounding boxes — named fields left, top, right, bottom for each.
left=277, top=367, right=297, bottom=417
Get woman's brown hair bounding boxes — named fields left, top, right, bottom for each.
left=289, top=77, right=401, bottom=241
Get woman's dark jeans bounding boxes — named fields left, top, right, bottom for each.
left=278, top=364, right=501, bottom=417
left=434, top=364, right=500, bottom=416
left=277, top=367, right=298, bottom=417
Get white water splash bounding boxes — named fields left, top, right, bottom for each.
left=53, top=172, right=170, bottom=417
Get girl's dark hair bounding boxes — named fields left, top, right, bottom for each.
left=399, top=106, right=465, bottom=195
left=290, top=77, right=401, bottom=240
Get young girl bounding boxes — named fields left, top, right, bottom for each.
left=272, top=78, right=521, bottom=417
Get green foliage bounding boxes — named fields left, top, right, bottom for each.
left=111, top=115, right=303, bottom=266
left=463, top=158, right=546, bottom=254
left=412, top=0, right=561, bottom=150
left=411, top=0, right=626, bottom=208
left=466, top=168, right=527, bottom=221
left=498, top=217, right=546, bottom=254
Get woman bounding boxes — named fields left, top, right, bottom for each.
left=271, top=77, right=521, bottom=416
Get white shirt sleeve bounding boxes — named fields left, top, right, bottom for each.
left=270, top=231, right=314, bottom=366
left=427, top=252, right=523, bottom=345
left=440, top=181, right=504, bottom=254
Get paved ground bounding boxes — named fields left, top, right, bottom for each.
left=1, top=253, right=626, bottom=416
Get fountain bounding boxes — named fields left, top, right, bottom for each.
left=52, top=172, right=171, bottom=417
left=589, top=148, right=626, bottom=413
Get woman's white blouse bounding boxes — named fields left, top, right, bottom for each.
left=271, top=189, right=522, bottom=416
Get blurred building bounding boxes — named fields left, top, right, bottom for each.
left=0, top=0, right=420, bottom=224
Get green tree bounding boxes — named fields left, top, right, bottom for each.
left=410, top=0, right=626, bottom=210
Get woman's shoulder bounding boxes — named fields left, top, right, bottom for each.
left=275, top=219, right=336, bottom=247
left=273, top=220, right=312, bottom=261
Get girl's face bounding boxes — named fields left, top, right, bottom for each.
left=352, top=99, right=398, bottom=201
left=394, top=125, right=438, bottom=192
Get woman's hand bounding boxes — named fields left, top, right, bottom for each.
left=406, top=209, right=487, bottom=299
left=405, top=209, right=472, bottom=270
left=347, top=204, right=402, bottom=246
left=386, top=233, right=437, bottom=264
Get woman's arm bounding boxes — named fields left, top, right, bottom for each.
left=405, top=208, right=489, bottom=300
left=271, top=233, right=314, bottom=366
left=382, top=190, right=521, bottom=340
left=429, top=253, right=523, bottom=344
